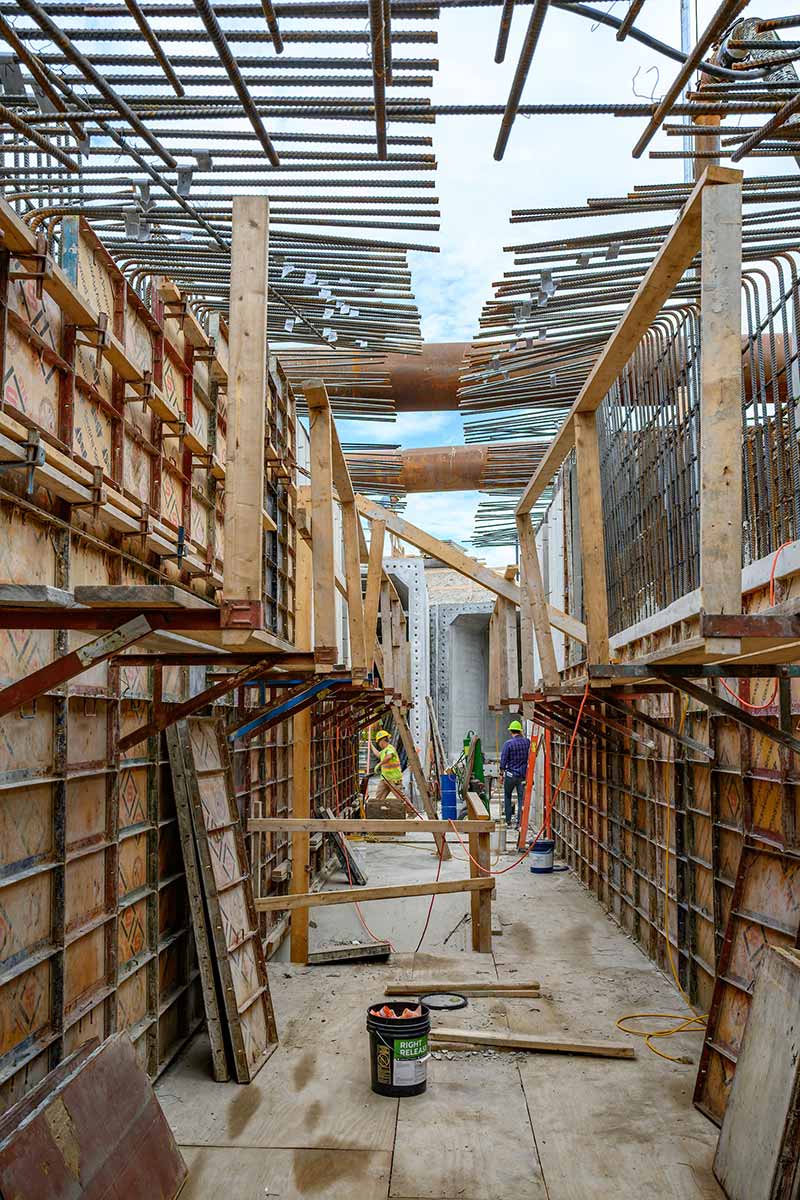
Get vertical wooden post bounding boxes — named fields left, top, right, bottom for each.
left=499, top=596, right=519, bottom=706
left=574, top=411, right=610, bottom=664
left=305, top=380, right=338, bottom=669
left=467, top=792, right=492, bottom=952
left=290, top=534, right=313, bottom=963
left=223, top=196, right=269, bottom=639
left=341, top=500, right=367, bottom=677
left=516, top=513, right=558, bottom=688
left=700, top=179, right=743, bottom=639
left=380, top=581, right=394, bottom=692
left=363, top=519, right=385, bottom=675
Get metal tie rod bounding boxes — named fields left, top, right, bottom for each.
left=13, top=0, right=177, bottom=168
left=190, top=0, right=280, bottom=166
left=494, top=0, right=550, bottom=161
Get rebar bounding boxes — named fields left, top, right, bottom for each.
left=190, top=0, right=280, bottom=166
left=494, top=0, right=550, bottom=161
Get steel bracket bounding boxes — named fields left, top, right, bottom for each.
left=9, top=234, right=51, bottom=301
left=1, top=429, right=46, bottom=494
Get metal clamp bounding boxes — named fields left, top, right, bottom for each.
left=160, top=525, right=186, bottom=569
left=9, top=233, right=51, bottom=301
left=1, top=429, right=45, bottom=494
left=124, top=369, right=152, bottom=413
left=163, top=298, right=188, bottom=330
left=74, top=311, right=109, bottom=377
left=68, top=465, right=106, bottom=516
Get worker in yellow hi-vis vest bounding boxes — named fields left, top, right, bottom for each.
left=371, top=729, right=410, bottom=807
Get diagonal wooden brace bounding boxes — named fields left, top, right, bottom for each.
left=653, top=671, right=800, bottom=758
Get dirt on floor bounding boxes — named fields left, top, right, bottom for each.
left=156, top=833, right=724, bottom=1200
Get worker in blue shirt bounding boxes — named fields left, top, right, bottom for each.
left=500, top=719, right=530, bottom=827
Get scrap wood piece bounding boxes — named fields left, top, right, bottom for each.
left=177, top=717, right=278, bottom=1083
left=429, top=1028, right=636, bottom=1058
left=308, top=942, right=391, bottom=964
left=0, top=1032, right=187, bottom=1199
left=166, top=724, right=230, bottom=1082
left=321, top=805, right=368, bottom=886
left=386, top=981, right=541, bottom=996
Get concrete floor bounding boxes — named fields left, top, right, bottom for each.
left=157, top=832, right=725, bottom=1199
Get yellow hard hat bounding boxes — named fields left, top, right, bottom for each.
left=508, top=720, right=523, bottom=732
left=375, top=729, right=391, bottom=741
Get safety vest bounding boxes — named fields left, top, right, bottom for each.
left=378, top=743, right=403, bottom=783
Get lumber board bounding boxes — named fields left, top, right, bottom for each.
left=574, top=411, right=610, bottom=662
left=391, top=703, right=450, bottom=858
left=430, top=1028, right=636, bottom=1058
left=516, top=166, right=743, bottom=515
left=308, top=943, right=391, bottom=964
left=247, top=818, right=496, bottom=833
left=386, top=982, right=541, bottom=995
left=254, top=876, right=495, bottom=911
left=74, top=585, right=214, bottom=609
left=699, top=174, right=743, bottom=624
left=306, top=380, right=338, bottom=665
left=222, top=195, right=269, bottom=630
left=714, top=946, right=800, bottom=1200
left=0, top=585, right=79, bottom=608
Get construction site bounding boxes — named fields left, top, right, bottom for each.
left=3, top=1, right=800, bottom=1197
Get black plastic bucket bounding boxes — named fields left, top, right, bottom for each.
left=366, top=1002, right=431, bottom=1097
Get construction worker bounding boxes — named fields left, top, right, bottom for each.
left=371, top=729, right=410, bottom=808
left=500, top=719, right=530, bottom=828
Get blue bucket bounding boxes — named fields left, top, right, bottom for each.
left=440, top=774, right=458, bottom=820
left=530, top=838, right=555, bottom=874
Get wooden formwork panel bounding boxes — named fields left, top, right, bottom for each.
left=695, top=841, right=800, bottom=1125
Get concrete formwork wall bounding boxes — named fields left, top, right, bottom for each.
left=384, top=556, right=430, bottom=760
left=430, top=602, right=495, bottom=762
left=0, top=217, right=309, bottom=1104
left=534, top=465, right=800, bottom=1127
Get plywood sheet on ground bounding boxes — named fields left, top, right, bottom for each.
left=180, top=1147, right=392, bottom=1200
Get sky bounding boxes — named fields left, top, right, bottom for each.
left=336, top=1, right=800, bottom=564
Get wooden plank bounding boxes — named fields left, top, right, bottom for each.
left=714, top=946, right=800, bottom=1200
left=699, top=175, right=743, bottom=624
left=177, top=718, right=278, bottom=1083
left=0, top=585, right=79, bottom=608
left=391, top=703, right=451, bottom=859
left=574, top=411, right=610, bottom=662
left=254, top=876, right=495, bottom=912
left=305, top=380, right=338, bottom=667
left=291, top=534, right=313, bottom=964
left=363, top=520, right=385, bottom=673
left=341, top=498, right=367, bottom=675
left=379, top=581, right=394, bottom=691
left=165, top=726, right=230, bottom=1082
left=222, top=195, right=269, bottom=634
left=0, top=1033, right=187, bottom=1198
left=386, top=981, right=541, bottom=995
left=307, top=943, right=391, bottom=964
left=74, top=584, right=214, bottom=609
left=516, top=166, right=744, bottom=515
left=430, top=1028, right=636, bottom=1058
left=248, top=818, right=496, bottom=833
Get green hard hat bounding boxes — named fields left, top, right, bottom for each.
left=508, top=720, right=523, bottom=732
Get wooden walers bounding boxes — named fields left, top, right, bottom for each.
left=168, top=717, right=278, bottom=1083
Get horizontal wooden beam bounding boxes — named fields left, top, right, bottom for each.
left=516, top=165, right=743, bottom=516
left=254, top=877, right=495, bottom=912
left=248, top=818, right=496, bottom=834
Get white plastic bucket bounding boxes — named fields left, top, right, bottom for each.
left=529, top=838, right=555, bottom=873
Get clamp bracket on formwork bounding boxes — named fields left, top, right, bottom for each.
left=1, top=428, right=46, bottom=494
left=73, top=310, right=109, bottom=378
left=124, top=368, right=153, bottom=413
left=68, top=464, right=106, bottom=517
left=9, top=233, right=51, bottom=301
left=160, top=525, right=186, bottom=569
left=192, top=336, right=216, bottom=364
left=220, top=599, right=264, bottom=630
left=162, top=297, right=188, bottom=330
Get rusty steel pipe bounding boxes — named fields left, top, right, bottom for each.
left=346, top=440, right=545, bottom=493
